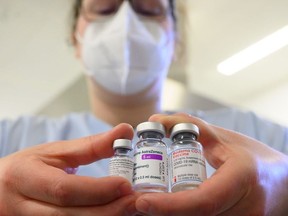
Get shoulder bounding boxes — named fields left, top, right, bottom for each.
left=0, top=112, right=112, bottom=156
left=194, top=108, right=288, bottom=153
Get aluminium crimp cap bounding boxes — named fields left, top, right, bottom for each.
left=113, top=139, right=132, bottom=150
left=170, top=123, right=199, bottom=140
left=136, top=122, right=166, bottom=137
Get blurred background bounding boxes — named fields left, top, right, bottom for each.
left=0, top=0, right=287, bottom=126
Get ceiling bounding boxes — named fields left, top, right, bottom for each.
left=0, top=0, right=287, bottom=126
left=184, top=0, right=288, bottom=126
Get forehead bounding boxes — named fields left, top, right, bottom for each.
left=82, top=0, right=170, bottom=7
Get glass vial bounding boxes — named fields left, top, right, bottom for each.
left=109, top=139, right=134, bottom=184
left=133, top=122, right=168, bottom=193
left=170, top=123, right=207, bottom=192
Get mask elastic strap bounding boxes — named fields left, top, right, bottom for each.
left=75, top=32, right=83, bottom=44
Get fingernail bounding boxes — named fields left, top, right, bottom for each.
left=131, top=213, right=147, bottom=216
left=125, top=198, right=138, bottom=216
left=137, top=198, right=150, bottom=214
left=118, top=182, right=133, bottom=196
left=64, top=167, right=78, bottom=174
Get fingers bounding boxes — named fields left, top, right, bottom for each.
left=136, top=159, right=250, bottom=216
left=140, top=113, right=253, bottom=215
left=149, top=113, right=227, bottom=168
left=10, top=123, right=134, bottom=206
left=16, top=194, right=136, bottom=216
left=18, top=169, right=133, bottom=206
left=1, top=123, right=135, bottom=214
left=8, top=122, right=134, bottom=207
left=36, top=123, right=134, bottom=169
left=149, top=113, right=219, bottom=145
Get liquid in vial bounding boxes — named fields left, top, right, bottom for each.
left=170, top=123, right=207, bottom=192
left=133, top=122, right=168, bottom=193
left=109, top=139, right=134, bottom=184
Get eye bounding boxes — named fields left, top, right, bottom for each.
left=85, top=1, right=120, bottom=17
left=131, top=0, right=166, bottom=17
left=134, top=7, right=163, bottom=17
left=95, top=5, right=118, bottom=15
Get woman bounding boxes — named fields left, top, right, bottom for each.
left=0, top=0, right=287, bottom=215
left=73, top=0, right=177, bottom=127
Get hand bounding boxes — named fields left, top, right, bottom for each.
left=0, top=123, right=137, bottom=216
left=135, top=113, right=288, bottom=216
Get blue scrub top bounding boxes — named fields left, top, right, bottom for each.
left=0, top=108, right=287, bottom=177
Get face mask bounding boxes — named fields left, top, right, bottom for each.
left=78, top=2, right=175, bottom=95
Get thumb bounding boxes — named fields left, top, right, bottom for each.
left=35, top=123, right=134, bottom=169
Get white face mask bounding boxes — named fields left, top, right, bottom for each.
left=78, top=2, right=175, bottom=95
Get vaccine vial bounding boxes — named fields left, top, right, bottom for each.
left=170, top=123, right=207, bottom=192
left=109, top=139, right=134, bottom=184
left=133, top=122, right=168, bottom=193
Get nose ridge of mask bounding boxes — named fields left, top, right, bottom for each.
left=115, top=2, right=134, bottom=94
left=81, top=2, right=174, bottom=95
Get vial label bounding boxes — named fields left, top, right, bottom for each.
left=109, top=157, right=134, bottom=184
left=134, top=147, right=168, bottom=186
left=171, top=148, right=207, bottom=188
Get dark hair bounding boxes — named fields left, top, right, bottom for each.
left=168, top=0, right=176, bottom=22
left=71, top=0, right=82, bottom=42
left=71, top=0, right=176, bottom=42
